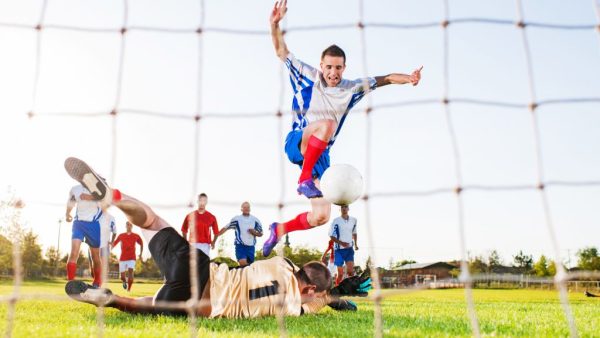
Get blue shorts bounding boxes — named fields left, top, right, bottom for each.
left=72, top=219, right=101, bottom=248
left=235, top=244, right=256, bottom=263
left=284, top=129, right=331, bottom=180
left=334, top=247, right=355, bottom=267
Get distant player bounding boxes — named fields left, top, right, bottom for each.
left=87, top=212, right=117, bottom=281
left=321, top=239, right=337, bottom=285
left=112, top=221, right=143, bottom=291
left=65, top=184, right=103, bottom=287
left=63, top=157, right=369, bottom=317
left=214, top=201, right=263, bottom=266
left=181, top=193, right=219, bottom=257
left=262, top=0, right=422, bottom=256
left=329, top=205, right=359, bottom=285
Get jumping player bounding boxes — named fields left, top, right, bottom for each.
left=112, top=221, right=143, bottom=291
left=262, top=0, right=423, bottom=256
left=62, top=157, right=370, bottom=317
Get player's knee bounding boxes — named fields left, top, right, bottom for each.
left=312, top=213, right=330, bottom=226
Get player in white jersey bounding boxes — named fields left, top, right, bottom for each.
left=65, top=184, right=104, bottom=287
left=328, top=205, right=359, bottom=285
left=214, top=201, right=263, bottom=266
left=263, top=0, right=423, bottom=256
left=63, top=157, right=370, bottom=317
left=87, top=212, right=117, bottom=282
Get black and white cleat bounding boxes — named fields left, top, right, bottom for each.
left=65, top=280, right=114, bottom=306
left=64, top=157, right=112, bottom=207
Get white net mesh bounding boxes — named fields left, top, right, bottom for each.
left=1, top=0, right=600, bottom=337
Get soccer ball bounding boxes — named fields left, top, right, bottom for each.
left=320, top=164, right=364, bottom=206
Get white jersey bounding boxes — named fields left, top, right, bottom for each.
left=99, top=213, right=116, bottom=249
left=284, top=52, right=377, bottom=148
left=67, top=185, right=102, bottom=222
left=227, top=214, right=263, bottom=246
left=328, top=216, right=357, bottom=250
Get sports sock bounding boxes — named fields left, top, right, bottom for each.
left=127, top=278, right=133, bottom=291
left=67, top=262, right=77, bottom=280
left=336, top=274, right=343, bottom=286
left=112, top=189, right=122, bottom=202
left=298, top=136, right=327, bottom=183
left=92, top=267, right=102, bottom=286
left=278, top=212, right=311, bottom=238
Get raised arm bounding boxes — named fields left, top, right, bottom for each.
left=270, top=0, right=289, bottom=60
left=374, top=66, right=423, bottom=88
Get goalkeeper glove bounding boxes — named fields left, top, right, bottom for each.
left=330, top=269, right=372, bottom=297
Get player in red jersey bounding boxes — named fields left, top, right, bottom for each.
left=112, top=221, right=143, bottom=291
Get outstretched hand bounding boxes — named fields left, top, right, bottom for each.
left=409, top=66, right=423, bottom=86
left=270, top=0, right=287, bottom=26
left=330, top=268, right=373, bottom=297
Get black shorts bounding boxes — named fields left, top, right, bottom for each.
left=149, top=227, right=210, bottom=315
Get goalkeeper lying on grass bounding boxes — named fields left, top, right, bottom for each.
left=63, top=157, right=371, bottom=318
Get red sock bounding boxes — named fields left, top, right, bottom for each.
left=127, top=278, right=133, bottom=291
left=299, top=136, right=327, bottom=183
left=92, top=267, right=102, bottom=286
left=336, top=274, right=343, bottom=286
left=278, top=212, right=311, bottom=238
left=67, top=262, right=77, bottom=280
left=112, top=189, right=122, bottom=202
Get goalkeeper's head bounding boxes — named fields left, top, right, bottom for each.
left=295, top=261, right=332, bottom=304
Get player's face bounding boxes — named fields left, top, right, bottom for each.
left=241, top=202, right=250, bottom=215
left=126, top=222, right=132, bottom=232
left=198, top=196, right=208, bottom=209
left=320, top=55, right=346, bottom=87
left=341, top=205, right=349, bottom=216
left=300, top=287, right=328, bottom=305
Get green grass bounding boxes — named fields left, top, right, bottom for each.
left=0, top=280, right=599, bottom=337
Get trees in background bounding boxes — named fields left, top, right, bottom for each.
left=576, top=247, right=600, bottom=271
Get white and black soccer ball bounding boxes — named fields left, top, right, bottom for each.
left=320, top=164, right=364, bottom=206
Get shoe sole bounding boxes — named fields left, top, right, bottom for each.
left=64, top=157, right=108, bottom=201
left=65, top=280, right=89, bottom=296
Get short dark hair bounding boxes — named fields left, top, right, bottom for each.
left=321, top=44, right=346, bottom=64
left=296, top=261, right=332, bottom=292
left=198, top=193, right=207, bottom=199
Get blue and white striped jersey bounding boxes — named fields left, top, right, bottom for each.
left=227, top=214, right=263, bottom=246
left=328, top=216, right=357, bottom=250
left=284, top=53, right=377, bottom=148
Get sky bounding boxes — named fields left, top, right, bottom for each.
left=0, top=0, right=599, bottom=269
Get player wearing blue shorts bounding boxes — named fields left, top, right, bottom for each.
left=263, top=0, right=423, bottom=256
left=214, top=202, right=263, bottom=266
left=329, top=205, right=359, bottom=285
left=66, top=184, right=103, bottom=287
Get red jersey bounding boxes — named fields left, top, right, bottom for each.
left=181, top=210, right=218, bottom=244
left=113, top=232, right=143, bottom=261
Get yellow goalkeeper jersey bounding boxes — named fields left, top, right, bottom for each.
left=209, top=256, right=326, bottom=318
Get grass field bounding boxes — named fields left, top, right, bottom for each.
left=1, top=279, right=599, bottom=337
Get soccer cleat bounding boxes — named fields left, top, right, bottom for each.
left=64, top=157, right=112, bottom=208
left=122, top=281, right=127, bottom=290
left=296, top=179, right=323, bottom=199
left=65, top=280, right=114, bottom=306
left=262, top=223, right=280, bottom=257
